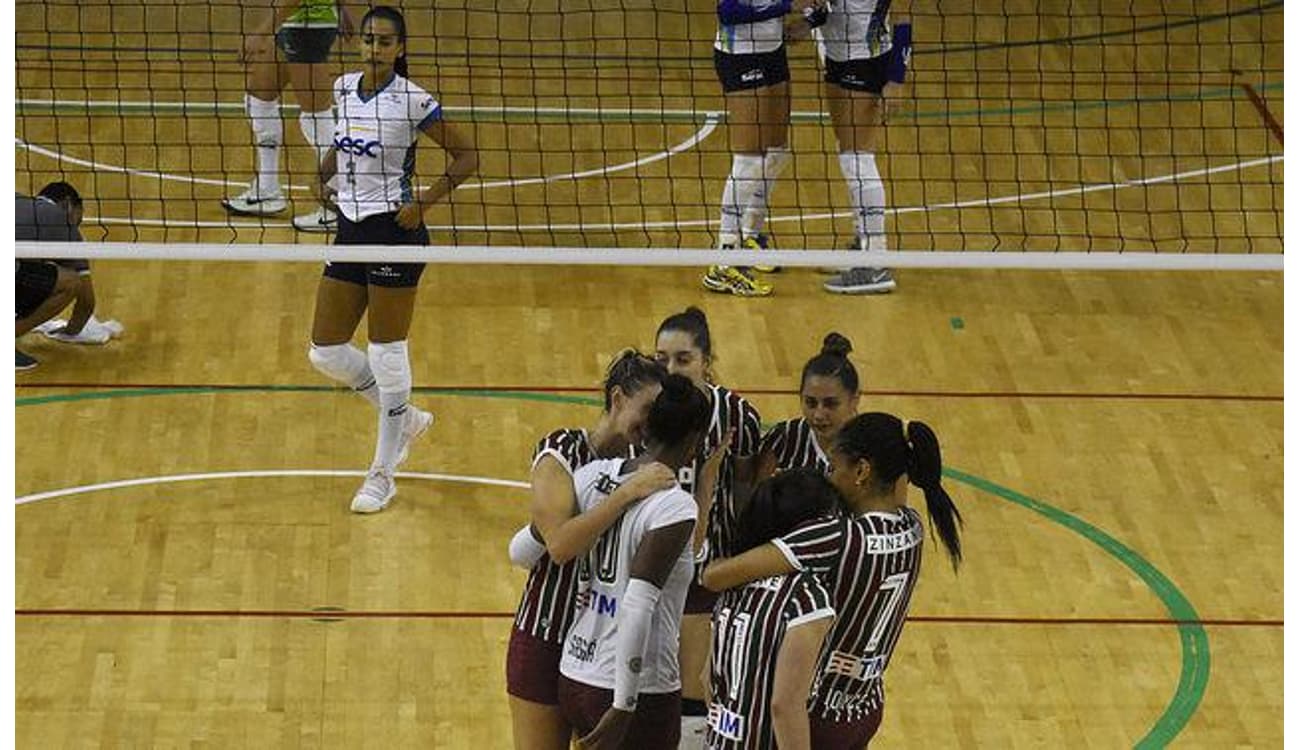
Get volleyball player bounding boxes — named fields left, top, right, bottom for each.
left=222, top=0, right=359, bottom=232
left=505, top=351, right=675, bottom=750
left=15, top=183, right=93, bottom=371
left=817, top=0, right=913, bottom=294
left=755, top=332, right=861, bottom=479
left=652, top=306, right=763, bottom=747
left=306, top=6, right=478, bottom=513
left=557, top=374, right=712, bottom=750
left=706, top=469, right=839, bottom=750
left=702, top=0, right=804, bottom=297
left=703, top=412, right=964, bottom=747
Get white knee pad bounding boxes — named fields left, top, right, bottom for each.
left=368, top=340, right=412, bottom=393
left=298, top=108, right=336, bottom=163
left=246, top=94, right=283, bottom=148
left=308, top=342, right=370, bottom=387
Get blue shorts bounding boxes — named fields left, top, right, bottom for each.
left=323, top=212, right=428, bottom=288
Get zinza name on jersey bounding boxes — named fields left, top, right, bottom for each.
left=865, top=526, right=923, bottom=554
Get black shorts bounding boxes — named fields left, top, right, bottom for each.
left=16, top=260, right=58, bottom=319
left=714, top=47, right=790, bottom=93
left=275, top=26, right=338, bottom=64
left=823, top=54, right=892, bottom=95
left=323, top=212, right=428, bottom=288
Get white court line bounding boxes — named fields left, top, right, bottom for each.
left=14, top=114, right=719, bottom=194
left=76, top=155, right=1284, bottom=234
left=16, top=469, right=529, bottom=505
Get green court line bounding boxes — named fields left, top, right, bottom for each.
left=14, top=81, right=1282, bottom=124
left=17, top=385, right=1209, bottom=745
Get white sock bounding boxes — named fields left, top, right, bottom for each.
left=743, top=147, right=792, bottom=237
left=838, top=150, right=887, bottom=247
left=368, top=341, right=412, bottom=474
left=308, top=342, right=381, bottom=408
left=246, top=94, right=283, bottom=196
left=718, top=153, right=766, bottom=246
left=298, top=108, right=337, bottom=168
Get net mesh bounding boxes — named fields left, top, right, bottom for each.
left=15, top=0, right=1285, bottom=259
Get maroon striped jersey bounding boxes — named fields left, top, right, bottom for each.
left=772, top=507, right=925, bottom=722
left=511, top=428, right=599, bottom=644
left=685, top=384, right=762, bottom=564
left=706, top=572, right=835, bottom=749
left=758, top=417, right=831, bottom=475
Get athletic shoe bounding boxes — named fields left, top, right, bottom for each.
left=819, top=234, right=887, bottom=273
left=292, top=205, right=338, bottom=233
left=702, top=265, right=773, bottom=297
left=350, top=469, right=397, bottom=514
left=395, top=407, right=435, bottom=468
left=16, top=350, right=37, bottom=371
left=221, top=184, right=287, bottom=216
left=823, top=267, right=897, bottom=294
left=745, top=234, right=780, bottom=273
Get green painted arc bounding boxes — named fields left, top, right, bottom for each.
left=16, top=386, right=1209, bottom=746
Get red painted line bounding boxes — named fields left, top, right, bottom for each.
left=13, top=382, right=1284, bottom=403
left=13, top=609, right=1282, bottom=627
left=1238, top=80, right=1284, bottom=146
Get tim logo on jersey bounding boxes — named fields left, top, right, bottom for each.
left=335, top=135, right=381, bottom=157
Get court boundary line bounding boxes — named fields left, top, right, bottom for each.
left=14, top=458, right=1212, bottom=744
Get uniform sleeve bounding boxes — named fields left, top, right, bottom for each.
left=785, top=573, right=835, bottom=630
left=408, top=84, right=443, bottom=131
left=732, top=399, right=762, bottom=458
left=530, top=430, right=578, bottom=474
left=646, top=488, right=698, bottom=531
left=772, top=516, right=843, bottom=575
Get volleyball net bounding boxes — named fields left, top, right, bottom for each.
left=15, top=0, right=1285, bottom=270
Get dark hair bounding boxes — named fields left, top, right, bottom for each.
left=361, top=6, right=409, bottom=77
left=656, top=306, right=712, bottom=361
left=733, top=469, right=840, bottom=555
left=835, top=413, right=964, bottom=569
left=602, top=349, right=667, bottom=411
left=801, top=332, right=859, bottom=394
left=38, top=181, right=82, bottom=208
left=644, top=374, right=711, bottom=449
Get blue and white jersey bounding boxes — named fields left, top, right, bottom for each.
left=818, top=0, right=895, bottom=62
left=714, top=0, right=788, bottom=55
left=332, top=71, right=443, bottom=221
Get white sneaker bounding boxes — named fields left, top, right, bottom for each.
left=221, top=184, right=287, bottom=216
left=396, top=407, right=434, bottom=467
left=350, top=469, right=396, bottom=514
left=292, top=205, right=338, bottom=233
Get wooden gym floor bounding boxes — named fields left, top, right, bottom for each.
left=14, top=1, right=1283, bottom=747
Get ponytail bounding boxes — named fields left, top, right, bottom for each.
left=905, top=421, right=963, bottom=570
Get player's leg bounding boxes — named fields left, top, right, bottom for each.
left=308, top=270, right=377, bottom=406
left=506, top=628, right=573, bottom=750
left=823, top=59, right=896, bottom=294
left=285, top=27, right=342, bottom=233
left=223, top=47, right=289, bottom=215
left=742, top=78, right=793, bottom=272
left=508, top=697, right=572, bottom=750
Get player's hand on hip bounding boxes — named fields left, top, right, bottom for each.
left=395, top=202, right=425, bottom=230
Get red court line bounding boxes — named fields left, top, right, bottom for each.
left=1237, top=79, right=1284, bottom=146
left=14, top=382, right=1284, bottom=403
left=13, top=609, right=1282, bottom=627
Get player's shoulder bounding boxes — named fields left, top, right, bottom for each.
left=572, top=457, right=624, bottom=487
left=711, top=382, right=760, bottom=421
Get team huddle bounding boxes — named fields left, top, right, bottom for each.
left=505, top=308, right=964, bottom=750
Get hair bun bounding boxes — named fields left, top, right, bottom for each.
left=821, top=332, right=853, bottom=357
left=684, top=306, right=708, bottom=324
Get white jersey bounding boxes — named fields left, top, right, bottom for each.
left=817, top=0, right=894, bottom=62
left=331, top=71, right=443, bottom=222
left=559, top=458, right=697, bottom=694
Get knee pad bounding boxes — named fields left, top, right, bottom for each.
left=308, top=342, right=369, bottom=386
left=368, top=340, right=412, bottom=393
left=246, top=94, right=283, bottom=148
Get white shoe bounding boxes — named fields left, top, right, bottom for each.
left=222, top=184, right=287, bottom=216
left=350, top=469, right=396, bottom=514
left=396, top=407, right=434, bottom=467
left=293, top=205, right=338, bottom=233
